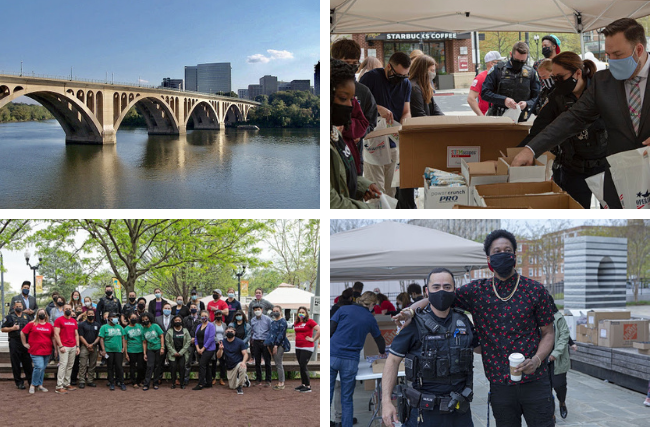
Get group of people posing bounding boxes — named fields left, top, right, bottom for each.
left=2, top=284, right=319, bottom=397
left=331, top=17, right=650, bottom=209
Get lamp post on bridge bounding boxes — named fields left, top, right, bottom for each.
left=235, top=266, right=246, bottom=301
left=20, top=61, right=23, bottom=77
left=24, top=250, right=42, bottom=301
left=1, top=251, right=5, bottom=319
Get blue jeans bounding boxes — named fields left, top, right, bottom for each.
left=31, top=355, right=50, bottom=387
left=330, top=357, right=359, bottom=427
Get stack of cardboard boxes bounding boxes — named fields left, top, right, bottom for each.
left=363, top=315, right=403, bottom=390
left=575, top=309, right=650, bottom=348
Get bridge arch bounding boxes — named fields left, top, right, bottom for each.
left=0, top=86, right=103, bottom=144
left=186, top=100, right=220, bottom=130
left=113, top=93, right=179, bottom=135
left=224, top=103, right=244, bottom=126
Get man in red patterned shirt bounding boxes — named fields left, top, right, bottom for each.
left=399, top=229, right=556, bottom=427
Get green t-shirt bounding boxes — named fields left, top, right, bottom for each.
left=124, top=324, right=144, bottom=353
left=142, top=323, right=164, bottom=351
left=99, top=323, right=124, bottom=353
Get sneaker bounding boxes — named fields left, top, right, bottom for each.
left=264, top=381, right=271, bottom=387
left=255, top=381, right=263, bottom=387
left=55, top=388, right=67, bottom=394
left=644, top=398, right=650, bottom=407
left=244, top=377, right=251, bottom=388
left=17, top=383, right=26, bottom=390
left=192, top=385, right=203, bottom=391
left=295, top=385, right=306, bottom=391
left=237, top=386, right=243, bottom=395
left=29, top=385, right=35, bottom=394
left=38, top=386, right=48, bottom=392
left=79, top=383, right=85, bottom=389
left=66, top=385, right=77, bottom=391
left=121, top=384, right=126, bottom=391
left=300, top=387, right=312, bottom=393
left=86, top=382, right=96, bottom=388
left=273, top=385, right=285, bottom=390
left=109, top=384, right=115, bottom=391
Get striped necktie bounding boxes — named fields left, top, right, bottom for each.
left=628, top=76, right=642, bottom=135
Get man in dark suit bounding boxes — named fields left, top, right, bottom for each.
left=155, top=302, right=173, bottom=334
left=10, top=281, right=38, bottom=319
left=513, top=18, right=650, bottom=208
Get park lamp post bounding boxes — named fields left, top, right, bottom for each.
left=24, top=250, right=42, bottom=300
left=235, top=266, right=246, bottom=301
left=533, top=35, right=540, bottom=60
left=1, top=251, right=5, bottom=318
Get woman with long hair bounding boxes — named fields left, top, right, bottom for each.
left=228, top=309, right=251, bottom=347
left=518, top=51, right=610, bottom=208
left=21, top=308, right=56, bottom=394
left=265, top=305, right=289, bottom=390
left=357, top=56, right=382, bottom=80
left=69, top=290, right=83, bottom=312
left=293, top=306, right=320, bottom=393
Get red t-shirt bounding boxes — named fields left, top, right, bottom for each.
left=54, top=316, right=78, bottom=347
left=373, top=300, right=396, bottom=314
left=469, top=70, right=490, bottom=115
left=22, top=322, right=55, bottom=356
left=207, top=299, right=228, bottom=322
left=294, top=319, right=318, bottom=349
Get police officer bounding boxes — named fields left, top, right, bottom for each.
left=382, top=268, right=478, bottom=427
left=1, top=301, right=33, bottom=389
left=96, top=284, right=122, bottom=324
left=482, top=41, right=540, bottom=122
left=122, top=290, right=138, bottom=325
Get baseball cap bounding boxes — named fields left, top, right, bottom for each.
left=213, top=289, right=222, bottom=295
left=484, top=51, right=505, bottom=63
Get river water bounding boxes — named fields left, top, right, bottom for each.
left=0, top=120, right=319, bottom=209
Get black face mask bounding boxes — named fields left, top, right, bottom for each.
left=38, top=313, right=46, bottom=320
left=173, top=322, right=182, bottom=328
left=489, top=252, right=517, bottom=277
left=190, top=308, right=198, bottom=314
left=56, top=301, right=64, bottom=307
left=106, top=290, right=113, bottom=297
left=213, top=294, right=219, bottom=300
left=138, top=303, right=145, bottom=310
left=87, top=316, right=95, bottom=322
left=15, top=308, right=22, bottom=314
left=331, top=102, right=353, bottom=127
left=272, top=311, right=281, bottom=318
left=542, top=46, right=553, bottom=58
left=64, top=310, right=72, bottom=316
left=130, top=318, right=137, bottom=325
left=387, top=66, right=407, bottom=86
left=554, top=75, right=578, bottom=96
left=226, top=332, right=235, bottom=339
left=142, top=320, right=150, bottom=326
left=129, top=297, right=136, bottom=303
left=510, top=58, right=526, bottom=73
left=428, top=290, right=456, bottom=312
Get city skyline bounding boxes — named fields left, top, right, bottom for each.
left=0, top=0, right=318, bottom=95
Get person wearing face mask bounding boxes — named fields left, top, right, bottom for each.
left=147, top=288, right=168, bottom=318
left=293, top=307, right=320, bottom=393
left=53, top=303, right=80, bottom=394
left=469, top=51, right=505, bottom=116
left=264, top=305, right=289, bottom=390
left=533, top=35, right=562, bottom=71
left=10, top=281, right=37, bottom=319
left=186, top=288, right=206, bottom=312
left=134, top=297, right=147, bottom=321
left=123, top=313, right=145, bottom=388
left=96, top=284, right=122, bottom=325
left=77, top=309, right=100, bottom=389
left=228, top=310, right=252, bottom=348
left=382, top=268, right=479, bottom=427
left=50, top=296, right=66, bottom=325
left=193, top=310, right=216, bottom=390
left=247, top=287, right=275, bottom=320
left=183, top=303, right=202, bottom=386
left=141, top=312, right=165, bottom=391
left=330, top=58, right=381, bottom=209
left=98, top=312, right=126, bottom=391
left=224, top=287, right=242, bottom=324
left=529, top=59, right=555, bottom=117
left=250, top=304, right=272, bottom=386
left=359, top=51, right=413, bottom=199
left=398, top=230, right=556, bottom=427
left=331, top=39, right=379, bottom=176
left=68, top=290, right=83, bottom=313
left=21, top=309, right=56, bottom=394
left=1, top=301, right=33, bottom=389
left=207, top=288, right=229, bottom=322
left=45, top=291, right=60, bottom=317
left=81, top=297, right=95, bottom=313
left=217, top=325, right=251, bottom=395
left=211, top=310, right=227, bottom=386
left=482, top=41, right=540, bottom=121
left=171, top=295, right=189, bottom=318
left=331, top=292, right=386, bottom=427
left=165, top=315, right=190, bottom=389
left=155, top=302, right=174, bottom=334
left=122, top=291, right=138, bottom=323
left=513, top=18, right=650, bottom=209
left=517, top=52, right=610, bottom=208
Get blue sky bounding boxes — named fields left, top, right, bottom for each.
left=0, top=0, right=319, bottom=92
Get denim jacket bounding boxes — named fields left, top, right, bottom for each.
left=264, top=318, right=287, bottom=347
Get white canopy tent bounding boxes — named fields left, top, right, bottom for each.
left=265, top=283, right=315, bottom=310
left=330, top=221, right=487, bottom=282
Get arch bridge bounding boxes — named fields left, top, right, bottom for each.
left=0, top=74, right=259, bottom=144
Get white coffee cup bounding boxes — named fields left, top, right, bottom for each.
left=509, top=353, right=525, bottom=381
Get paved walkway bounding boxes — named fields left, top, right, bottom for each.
left=337, top=352, right=649, bottom=426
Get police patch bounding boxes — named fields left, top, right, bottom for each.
left=456, top=319, right=466, bottom=328
left=522, top=69, right=529, bottom=78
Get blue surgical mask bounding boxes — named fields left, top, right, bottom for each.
left=236, top=315, right=243, bottom=321
left=111, top=317, right=119, bottom=325
left=609, top=52, right=639, bottom=80
left=228, top=293, right=235, bottom=298
left=155, top=293, right=162, bottom=299
left=191, top=295, right=197, bottom=300
left=163, top=309, right=171, bottom=316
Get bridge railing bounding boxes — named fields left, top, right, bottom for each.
left=0, top=71, right=258, bottom=104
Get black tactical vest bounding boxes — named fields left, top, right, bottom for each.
left=4, top=312, right=31, bottom=340
left=404, top=308, right=474, bottom=388
left=497, top=62, right=533, bottom=102
left=101, top=297, right=120, bottom=316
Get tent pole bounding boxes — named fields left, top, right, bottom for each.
left=581, top=32, right=586, bottom=58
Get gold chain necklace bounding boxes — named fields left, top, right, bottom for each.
left=492, top=274, right=520, bottom=302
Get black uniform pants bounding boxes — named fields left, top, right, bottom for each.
left=144, top=349, right=163, bottom=387
left=128, top=352, right=146, bottom=384
left=553, top=165, right=621, bottom=209
left=170, top=354, right=185, bottom=384
left=106, top=352, right=124, bottom=385
left=397, top=188, right=417, bottom=209
left=252, top=339, right=271, bottom=382
left=489, top=376, right=555, bottom=427
left=9, top=339, right=32, bottom=386
left=296, top=349, right=312, bottom=386
left=197, top=349, right=215, bottom=386
left=212, top=352, right=227, bottom=380
left=548, top=361, right=568, bottom=404
left=405, top=406, right=474, bottom=427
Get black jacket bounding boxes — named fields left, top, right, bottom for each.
left=409, top=81, right=444, bottom=118
left=148, top=298, right=169, bottom=317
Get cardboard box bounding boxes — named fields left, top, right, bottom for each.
left=371, top=359, right=405, bottom=374
left=564, top=314, right=576, bottom=341
left=363, top=315, right=399, bottom=357
left=473, top=181, right=564, bottom=207
left=586, top=309, right=631, bottom=329
left=598, top=319, right=650, bottom=348
left=452, top=205, right=532, bottom=209
left=576, top=326, right=598, bottom=344
left=632, top=341, right=650, bottom=355
left=423, top=177, right=469, bottom=209
left=577, top=324, right=588, bottom=335
left=399, top=116, right=531, bottom=188
left=460, top=158, right=508, bottom=188
left=497, top=148, right=547, bottom=183
left=482, top=193, right=584, bottom=209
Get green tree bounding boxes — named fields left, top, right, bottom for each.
left=0, top=219, right=31, bottom=251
